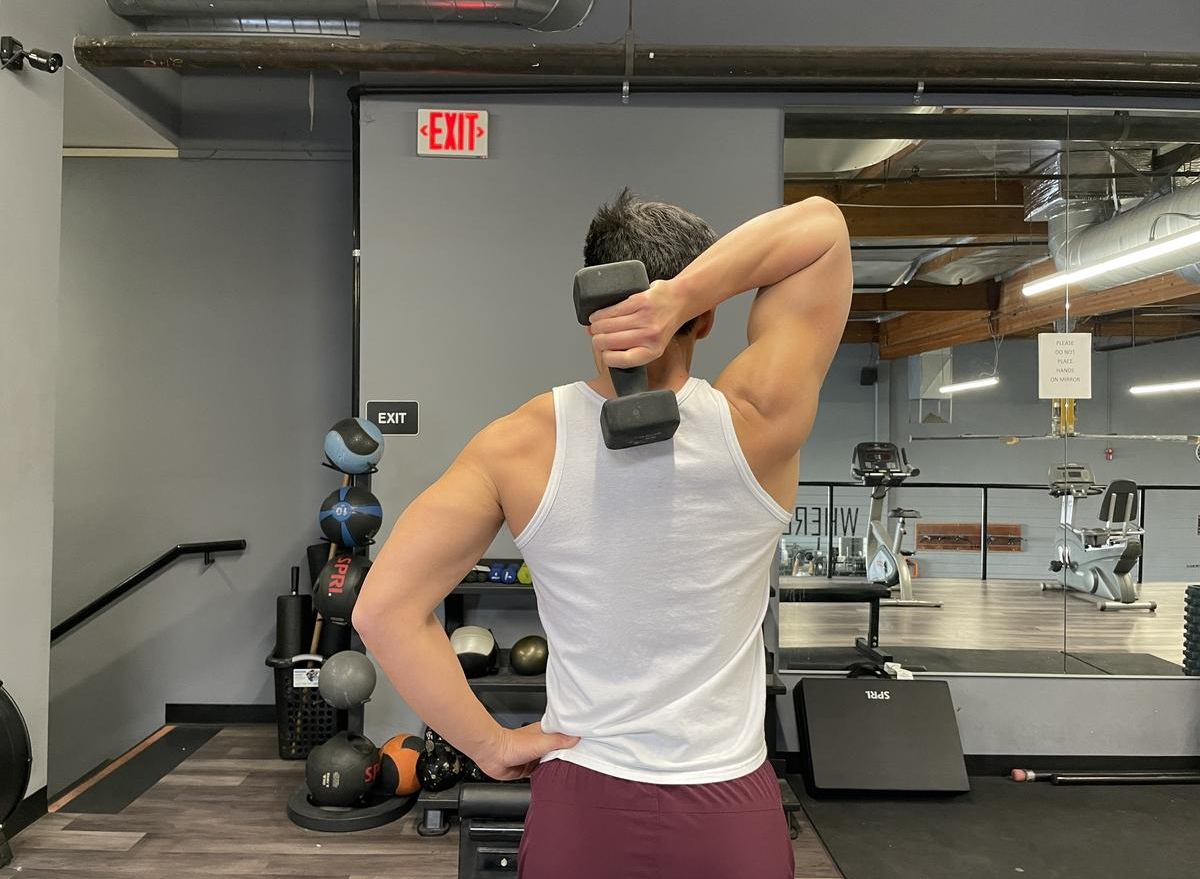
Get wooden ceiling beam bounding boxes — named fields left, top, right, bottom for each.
left=852, top=282, right=995, bottom=312
left=842, top=322, right=879, bottom=344
left=786, top=179, right=1026, bottom=208
left=877, top=262, right=1200, bottom=358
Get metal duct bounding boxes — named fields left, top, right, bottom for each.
left=104, top=0, right=595, bottom=32
left=1043, top=182, right=1200, bottom=291
left=70, top=39, right=1200, bottom=97
left=1026, top=147, right=1200, bottom=290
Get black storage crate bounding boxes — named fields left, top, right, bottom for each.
left=266, top=654, right=348, bottom=760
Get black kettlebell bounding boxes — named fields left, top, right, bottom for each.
left=417, top=743, right=462, bottom=792
left=459, top=754, right=489, bottom=784
left=305, top=731, right=381, bottom=807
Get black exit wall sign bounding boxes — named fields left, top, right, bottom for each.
left=366, top=400, right=419, bottom=435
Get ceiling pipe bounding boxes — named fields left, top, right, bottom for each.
left=1045, top=184, right=1200, bottom=290
left=73, top=37, right=1200, bottom=96
left=104, top=0, right=595, bottom=32
left=784, top=112, right=1200, bottom=142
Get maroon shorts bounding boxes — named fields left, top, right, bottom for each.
left=517, top=759, right=794, bottom=879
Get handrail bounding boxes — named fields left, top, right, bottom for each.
left=50, top=540, right=247, bottom=644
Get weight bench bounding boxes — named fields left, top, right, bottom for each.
left=458, top=783, right=529, bottom=878
left=780, top=583, right=925, bottom=672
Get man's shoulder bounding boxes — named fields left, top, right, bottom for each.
left=470, top=392, right=555, bottom=463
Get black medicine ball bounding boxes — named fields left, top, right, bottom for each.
left=324, top=417, right=385, bottom=475
left=509, top=635, right=548, bottom=676
left=449, top=626, right=498, bottom=679
left=305, top=731, right=381, bottom=807
left=319, top=486, right=383, bottom=547
left=315, top=552, right=371, bottom=625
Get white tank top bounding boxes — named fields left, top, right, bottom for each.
left=514, top=377, right=791, bottom=784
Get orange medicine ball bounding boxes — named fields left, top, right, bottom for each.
left=378, top=734, right=425, bottom=796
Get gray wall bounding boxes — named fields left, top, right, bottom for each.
left=0, top=0, right=66, bottom=802
left=358, top=97, right=782, bottom=741
left=365, top=0, right=1200, bottom=52
left=50, top=156, right=351, bottom=793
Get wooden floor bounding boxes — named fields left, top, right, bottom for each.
left=2, top=726, right=841, bottom=879
left=780, top=578, right=1192, bottom=666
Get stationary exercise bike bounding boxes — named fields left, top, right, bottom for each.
left=852, top=442, right=941, bottom=608
left=1039, top=462, right=1155, bottom=612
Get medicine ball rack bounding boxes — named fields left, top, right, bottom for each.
left=422, top=560, right=802, bottom=841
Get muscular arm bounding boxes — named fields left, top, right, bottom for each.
left=352, top=419, right=577, bottom=778
left=352, top=432, right=508, bottom=761
left=675, top=197, right=853, bottom=457
left=586, top=197, right=852, bottom=460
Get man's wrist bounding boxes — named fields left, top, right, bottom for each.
left=462, top=720, right=508, bottom=764
left=666, top=274, right=702, bottom=328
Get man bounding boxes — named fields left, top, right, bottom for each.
left=355, top=190, right=851, bottom=878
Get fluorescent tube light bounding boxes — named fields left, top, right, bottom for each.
left=939, top=376, right=1000, bottom=394
left=1023, top=225, right=1200, bottom=297
left=1129, top=378, right=1200, bottom=396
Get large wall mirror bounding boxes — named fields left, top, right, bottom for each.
left=777, top=106, right=1200, bottom=678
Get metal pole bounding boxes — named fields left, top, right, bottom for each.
left=827, top=485, right=835, bottom=575
left=351, top=98, right=361, bottom=419
left=1138, top=487, right=1147, bottom=585
left=981, top=486, right=989, bottom=581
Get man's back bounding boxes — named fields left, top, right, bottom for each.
left=480, top=381, right=801, bottom=543
left=491, top=377, right=790, bottom=783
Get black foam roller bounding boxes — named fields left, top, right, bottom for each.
left=274, top=567, right=312, bottom=661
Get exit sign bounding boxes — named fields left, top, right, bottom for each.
left=417, top=109, right=488, bottom=158
left=366, top=400, right=419, bottom=436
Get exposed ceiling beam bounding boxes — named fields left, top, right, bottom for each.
left=1085, top=313, right=1200, bottom=337
left=786, top=179, right=1025, bottom=208
left=784, top=112, right=1200, bottom=143
left=844, top=207, right=1043, bottom=238
left=1152, top=142, right=1200, bottom=173
left=852, top=282, right=995, bottom=312
left=843, top=322, right=879, bottom=344
left=786, top=179, right=1043, bottom=238
left=877, top=263, right=1200, bottom=358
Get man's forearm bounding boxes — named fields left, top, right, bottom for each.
left=359, top=609, right=503, bottom=761
left=671, top=197, right=843, bottom=320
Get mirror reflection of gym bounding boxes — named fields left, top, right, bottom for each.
left=776, top=107, right=1200, bottom=678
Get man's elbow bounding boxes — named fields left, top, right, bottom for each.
left=350, top=572, right=395, bottom=643
left=350, top=601, right=380, bottom=644
left=351, top=580, right=422, bottom=646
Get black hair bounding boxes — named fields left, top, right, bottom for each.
left=583, top=189, right=716, bottom=336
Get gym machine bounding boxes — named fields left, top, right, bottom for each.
left=1039, top=462, right=1155, bottom=612
left=852, top=442, right=941, bottom=608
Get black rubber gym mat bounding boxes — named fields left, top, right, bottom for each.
left=1068, top=652, right=1184, bottom=676
left=796, top=774, right=1200, bottom=879
left=60, top=726, right=219, bottom=814
left=779, top=646, right=1181, bottom=675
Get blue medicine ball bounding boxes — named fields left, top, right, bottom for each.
left=319, top=486, right=383, bottom=548
left=324, top=417, right=385, bottom=475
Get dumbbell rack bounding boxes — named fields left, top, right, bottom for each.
left=420, top=560, right=802, bottom=839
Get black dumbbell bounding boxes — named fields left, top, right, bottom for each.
left=573, top=260, right=680, bottom=450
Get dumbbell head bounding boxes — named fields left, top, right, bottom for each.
left=601, top=392, right=680, bottom=450
left=573, top=260, right=650, bottom=325
left=573, top=260, right=680, bottom=450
